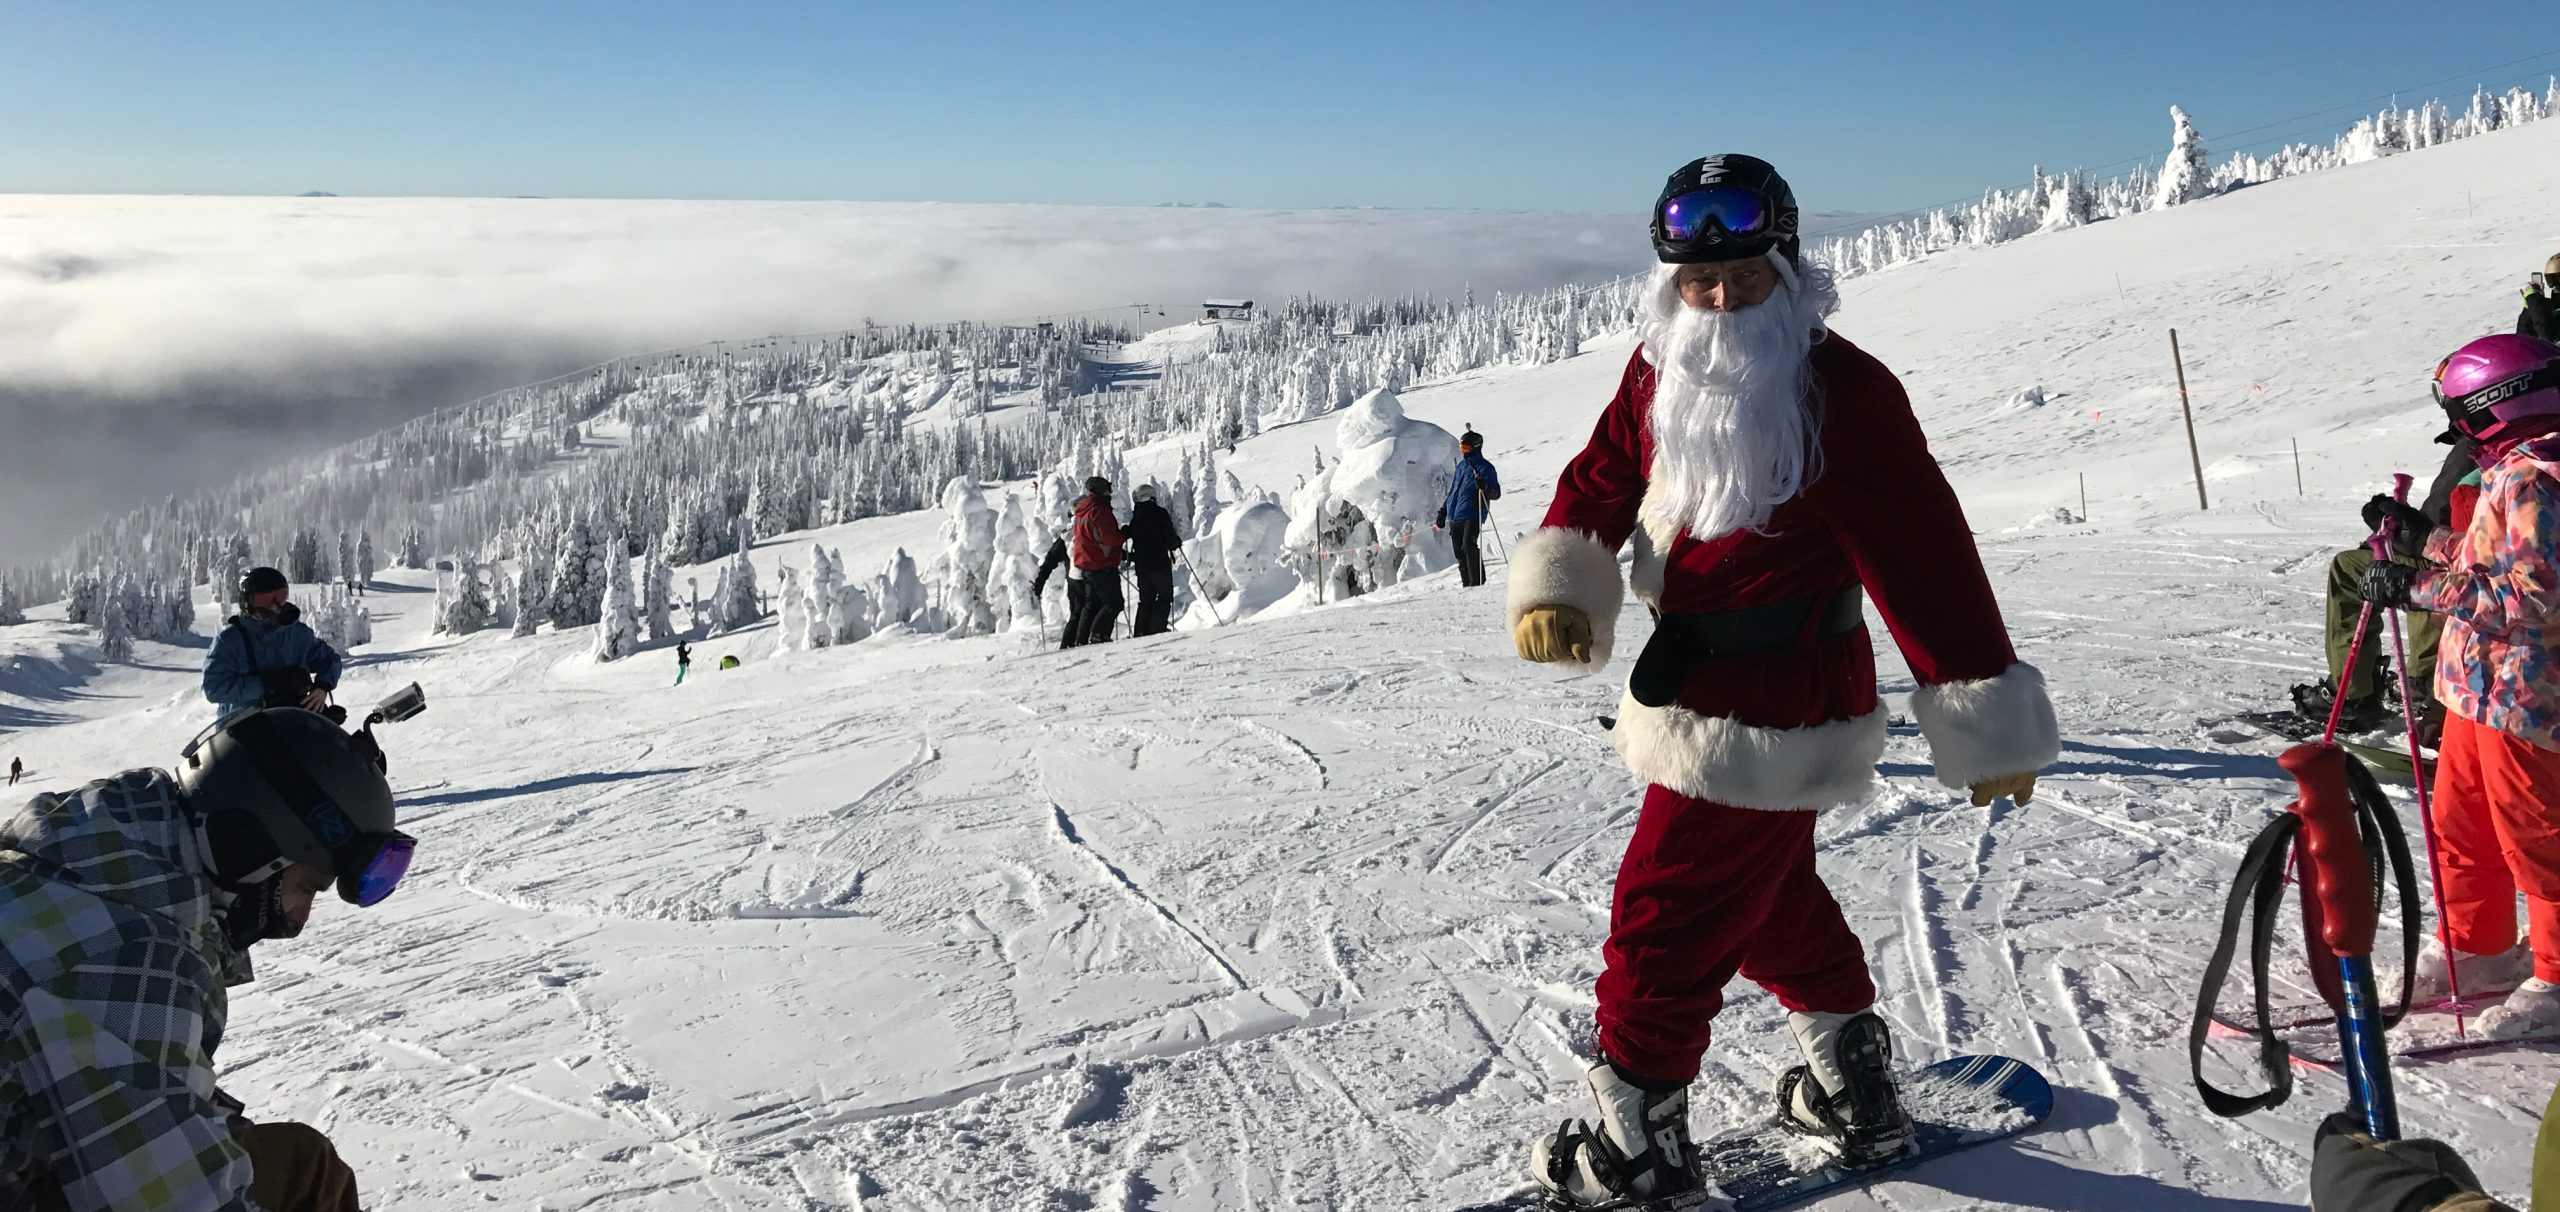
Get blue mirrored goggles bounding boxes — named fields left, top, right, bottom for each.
left=1657, top=186, right=1773, bottom=243
left=342, top=831, right=416, bottom=907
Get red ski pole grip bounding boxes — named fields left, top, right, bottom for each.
left=2281, top=743, right=2376, bottom=957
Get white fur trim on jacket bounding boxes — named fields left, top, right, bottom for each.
left=1910, top=662, right=2063, bottom=790
left=1613, top=691, right=1888, bottom=811
left=1506, top=527, right=1624, bottom=675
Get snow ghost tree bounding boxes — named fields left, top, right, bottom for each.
left=2154, top=105, right=2211, bottom=209
left=356, top=532, right=377, bottom=589
left=0, top=583, right=24, bottom=626
left=98, top=594, right=134, bottom=663
left=444, top=565, right=493, bottom=635
left=986, top=494, right=1041, bottom=633
left=876, top=550, right=926, bottom=631
left=511, top=563, right=545, bottom=638
left=712, top=545, right=762, bottom=636
left=549, top=517, right=607, bottom=628
left=1215, top=500, right=1298, bottom=618
left=1284, top=388, right=1460, bottom=595
left=776, top=565, right=811, bottom=653
left=642, top=547, right=674, bottom=642
left=801, top=546, right=844, bottom=648
left=933, top=478, right=999, bottom=636
left=591, top=540, right=639, bottom=662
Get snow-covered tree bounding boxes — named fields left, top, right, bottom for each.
left=642, top=547, right=674, bottom=642
left=548, top=517, right=608, bottom=629
left=445, top=564, right=492, bottom=635
left=0, top=583, right=24, bottom=626
left=591, top=541, right=639, bottom=662
left=356, top=532, right=377, bottom=589
left=337, top=532, right=357, bottom=589
left=776, top=566, right=813, bottom=653
left=1191, top=448, right=1225, bottom=542
left=712, top=545, right=762, bottom=635
left=933, top=478, right=998, bottom=636
left=98, top=591, right=134, bottom=662
left=510, top=564, right=544, bottom=637
left=287, top=530, right=326, bottom=584
left=875, top=549, right=925, bottom=631
left=2153, top=105, right=2211, bottom=209
left=987, top=494, right=1041, bottom=633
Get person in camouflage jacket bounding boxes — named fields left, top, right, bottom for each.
left=5, top=708, right=411, bottom=1211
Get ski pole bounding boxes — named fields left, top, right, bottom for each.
left=2283, top=744, right=2400, bottom=1139
left=1176, top=544, right=1228, bottom=627
left=1484, top=501, right=1509, bottom=565
left=2375, top=473, right=2469, bottom=1034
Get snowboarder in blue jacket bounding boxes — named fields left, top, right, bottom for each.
left=1438, top=427, right=1502, bottom=587
left=202, top=567, right=343, bottom=719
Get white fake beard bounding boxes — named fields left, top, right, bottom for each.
left=1636, top=257, right=1837, bottom=544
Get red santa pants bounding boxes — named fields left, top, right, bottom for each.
left=2429, top=713, right=2560, bottom=981
left=1595, top=784, right=1876, bottom=1083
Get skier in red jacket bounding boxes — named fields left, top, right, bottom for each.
left=1510, top=155, right=2060, bottom=1207
left=1069, top=476, right=1126, bottom=645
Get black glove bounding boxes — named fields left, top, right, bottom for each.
left=1031, top=574, right=1050, bottom=597
left=2361, top=495, right=2436, bottom=560
left=2358, top=560, right=2421, bottom=609
left=2309, top=1113, right=2490, bottom=1212
left=1435, top=508, right=1447, bottom=530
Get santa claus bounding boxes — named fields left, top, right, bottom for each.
left=1513, top=154, right=2060, bottom=1206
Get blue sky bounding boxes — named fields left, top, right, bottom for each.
left=11, top=0, right=2560, bottom=217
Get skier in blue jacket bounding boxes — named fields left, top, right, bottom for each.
left=202, top=567, right=343, bottom=719
left=1437, top=427, right=1502, bottom=587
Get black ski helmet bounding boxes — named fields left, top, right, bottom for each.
left=180, top=707, right=406, bottom=905
left=1459, top=427, right=1484, bottom=450
left=1085, top=476, right=1112, bottom=496
left=1652, top=155, right=1801, bottom=267
left=237, top=565, right=289, bottom=605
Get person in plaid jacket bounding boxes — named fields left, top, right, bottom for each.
left=5, top=709, right=414, bottom=1211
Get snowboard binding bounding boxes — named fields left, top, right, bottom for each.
left=1773, top=1012, right=1914, bottom=1168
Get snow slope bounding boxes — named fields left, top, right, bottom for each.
left=10, top=119, right=2560, bottom=1210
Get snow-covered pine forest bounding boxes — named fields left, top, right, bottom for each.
left=11, top=83, right=2560, bottom=660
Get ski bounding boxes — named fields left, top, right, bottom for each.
left=1450, top=1055, right=2051, bottom=1212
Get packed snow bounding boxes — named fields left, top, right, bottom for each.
left=13, top=115, right=2560, bottom=1210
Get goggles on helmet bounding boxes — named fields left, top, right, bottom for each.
left=343, top=831, right=416, bottom=907
left=2432, top=361, right=2560, bottom=436
left=1655, top=186, right=1774, bottom=246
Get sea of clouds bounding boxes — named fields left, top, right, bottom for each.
left=0, top=195, right=1648, bottom=563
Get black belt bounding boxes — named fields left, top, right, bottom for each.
left=1628, top=585, right=1866, bottom=709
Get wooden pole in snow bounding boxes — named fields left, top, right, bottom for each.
left=2294, top=438, right=2305, bottom=496
left=2171, top=329, right=2209, bottom=511
left=2080, top=473, right=2088, bottom=523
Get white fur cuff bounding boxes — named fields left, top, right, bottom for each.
left=1506, top=527, right=1624, bottom=674
left=1614, top=693, right=1887, bottom=810
left=1910, top=663, right=2062, bottom=790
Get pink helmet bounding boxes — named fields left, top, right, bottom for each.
left=2433, top=333, right=2560, bottom=443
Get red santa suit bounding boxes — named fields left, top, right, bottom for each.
left=1508, top=336, right=2060, bottom=1082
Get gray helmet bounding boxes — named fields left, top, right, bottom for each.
left=180, top=707, right=406, bottom=904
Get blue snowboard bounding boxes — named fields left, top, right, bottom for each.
left=1456, top=1055, right=2053, bottom=1212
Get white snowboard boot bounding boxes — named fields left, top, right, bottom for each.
left=1530, top=1058, right=1706, bottom=1208
left=1776, top=1010, right=1913, bottom=1167
left=2475, top=977, right=2560, bottom=1040
left=2408, top=937, right=2534, bottom=1004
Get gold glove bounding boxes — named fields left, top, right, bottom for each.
left=1514, top=606, right=1592, bottom=664
left=1969, top=772, right=2038, bottom=807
